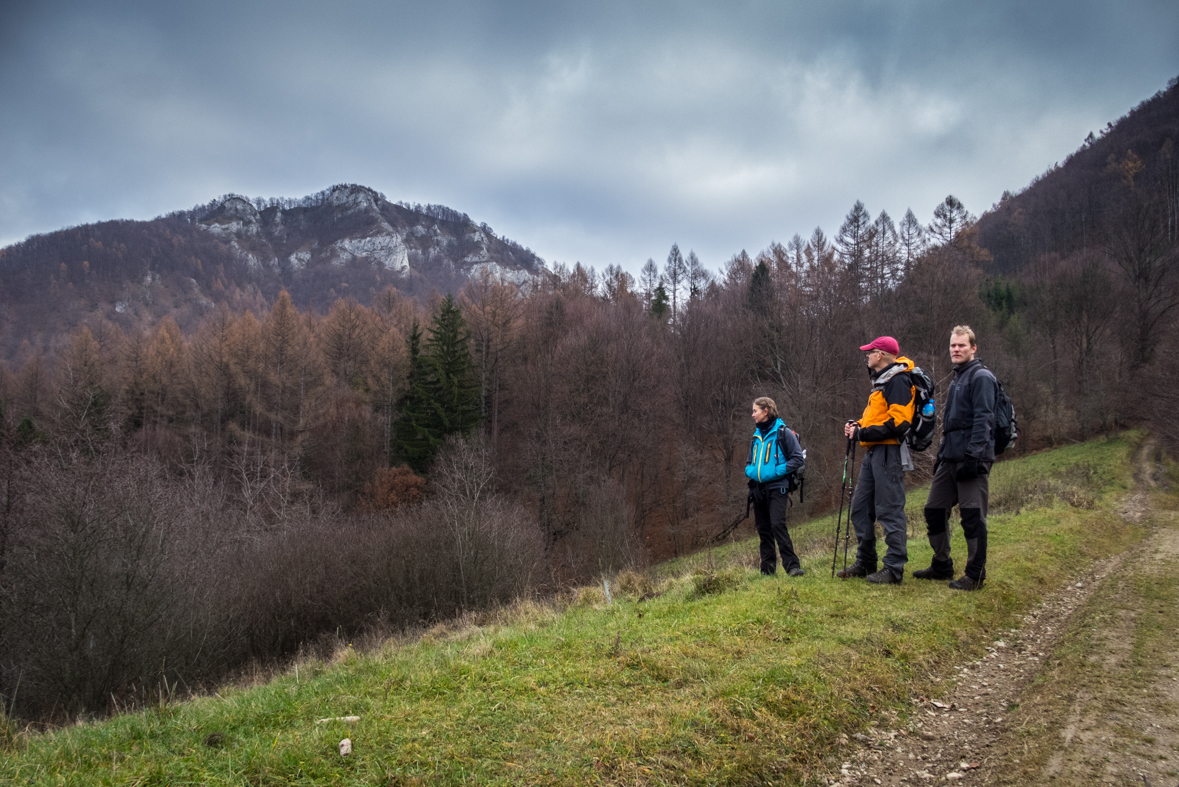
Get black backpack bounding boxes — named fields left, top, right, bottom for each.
left=773, top=425, right=807, bottom=502
left=905, top=366, right=937, bottom=452
left=964, top=365, right=1018, bottom=456
left=992, top=378, right=1018, bottom=456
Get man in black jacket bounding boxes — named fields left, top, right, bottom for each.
left=914, top=325, right=997, bottom=591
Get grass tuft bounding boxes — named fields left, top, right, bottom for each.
left=689, top=567, right=745, bottom=598
left=0, top=708, right=25, bottom=753
left=990, top=458, right=1101, bottom=513
left=615, top=568, right=657, bottom=598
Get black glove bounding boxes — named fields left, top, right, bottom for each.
left=747, top=478, right=756, bottom=490
left=955, top=456, right=980, bottom=482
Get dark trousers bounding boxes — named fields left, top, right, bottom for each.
left=752, top=485, right=800, bottom=574
left=849, top=444, right=908, bottom=577
left=924, top=460, right=989, bottom=580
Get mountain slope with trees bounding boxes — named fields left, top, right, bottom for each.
left=977, top=76, right=1179, bottom=277
left=0, top=184, right=545, bottom=363
left=972, top=76, right=1179, bottom=434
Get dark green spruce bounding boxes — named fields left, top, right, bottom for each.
left=395, top=296, right=481, bottom=473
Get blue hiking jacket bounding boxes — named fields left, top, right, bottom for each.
left=744, top=418, right=805, bottom=485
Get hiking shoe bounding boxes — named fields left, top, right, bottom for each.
left=787, top=567, right=805, bottom=577
left=866, top=569, right=902, bottom=585
left=836, top=562, right=872, bottom=579
left=948, top=574, right=984, bottom=591
left=912, top=565, right=954, bottom=580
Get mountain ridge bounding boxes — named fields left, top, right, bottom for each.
left=0, top=184, right=546, bottom=362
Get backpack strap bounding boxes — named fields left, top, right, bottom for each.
left=872, top=362, right=911, bottom=391
left=945, top=362, right=992, bottom=430
left=775, top=424, right=806, bottom=501
left=774, top=423, right=802, bottom=465
left=963, top=361, right=996, bottom=387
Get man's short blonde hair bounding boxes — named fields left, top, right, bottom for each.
left=951, top=325, right=977, bottom=347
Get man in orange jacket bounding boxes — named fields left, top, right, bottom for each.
left=838, top=336, right=916, bottom=584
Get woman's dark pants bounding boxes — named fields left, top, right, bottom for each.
left=752, top=485, right=800, bottom=575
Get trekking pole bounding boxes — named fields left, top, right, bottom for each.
left=713, top=490, right=754, bottom=544
left=831, top=435, right=854, bottom=577
left=842, top=438, right=858, bottom=571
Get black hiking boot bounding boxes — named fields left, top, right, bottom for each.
left=948, top=574, right=984, bottom=591
left=836, top=562, right=872, bottom=579
left=787, top=567, right=805, bottom=577
left=912, top=560, right=954, bottom=580
left=866, top=569, right=902, bottom=585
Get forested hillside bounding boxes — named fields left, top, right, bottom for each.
left=1, top=77, right=1176, bottom=724
left=973, top=76, right=1179, bottom=435
left=0, top=184, right=544, bottom=362
left=978, top=77, right=1179, bottom=277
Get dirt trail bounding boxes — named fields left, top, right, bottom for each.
left=827, top=441, right=1178, bottom=786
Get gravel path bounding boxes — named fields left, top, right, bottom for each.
left=826, top=441, right=1176, bottom=786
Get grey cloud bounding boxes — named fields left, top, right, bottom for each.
left=0, top=0, right=1176, bottom=273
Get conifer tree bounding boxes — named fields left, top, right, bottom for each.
left=898, top=208, right=926, bottom=275
left=57, top=327, right=111, bottom=448
left=664, top=244, right=687, bottom=322
left=928, top=195, right=974, bottom=246
left=639, top=258, right=660, bottom=309
left=686, top=250, right=710, bottom=299
left=649, top=282, right=670, bottom=322
left=423, top=294, right=481, bottom=438
left=395, top=320, right=433, bottom=473
left=869, top=210, right=899, bottom=296
left=395, top=296, right=481, bottom=473
left=748, top=260, right=773, bottom=317
left=836, top=200, right=872, bottom=293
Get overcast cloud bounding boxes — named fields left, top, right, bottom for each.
left=1, top=0, right=1176, bottom=274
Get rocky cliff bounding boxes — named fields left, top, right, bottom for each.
left=0, top=184, right=546, bottom=361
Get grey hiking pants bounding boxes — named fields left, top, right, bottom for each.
left=924, top=460, right=990, bottom=581
left=850, top=443, right=908, bottom=578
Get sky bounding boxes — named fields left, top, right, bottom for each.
left=1, top=1, right=1177, bottom=276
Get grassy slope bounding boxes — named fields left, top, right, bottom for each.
left=1, top=435, right=1146, bottom=786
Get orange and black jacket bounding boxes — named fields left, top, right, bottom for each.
left=856, top=357, right=916, bottom=447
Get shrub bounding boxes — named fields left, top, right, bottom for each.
left=0, top=449, right=189, bottom=718
left=0, top=436, right=547, bottom=723
left=359, top=466, right=426, bottom=512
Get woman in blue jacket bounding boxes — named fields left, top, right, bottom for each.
left=745, top=397, right=806, bottom=576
